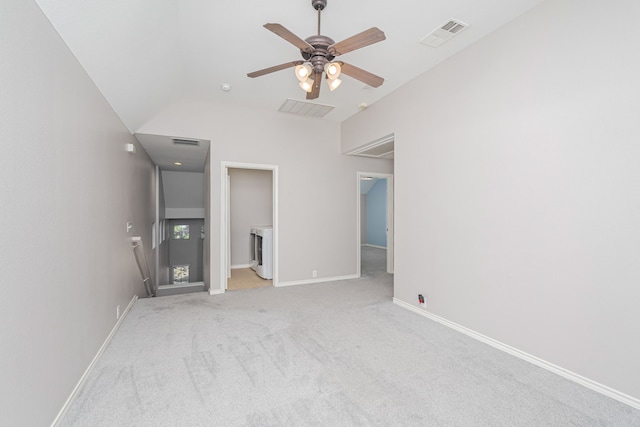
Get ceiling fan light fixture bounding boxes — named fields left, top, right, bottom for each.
left=295, top=63, right=313, bottom=82
left=327, top=77, right=342, bottom=92
left=324, top=62, right=341, bottom=80
left=299, top=79, right=315, bottom=93
left=247, top=1, right=386, bottom=100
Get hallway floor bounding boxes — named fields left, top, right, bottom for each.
left=227, top=268, right=272, bottom=291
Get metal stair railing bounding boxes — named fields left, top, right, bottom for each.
left=131, top=237, right=155, bottom=297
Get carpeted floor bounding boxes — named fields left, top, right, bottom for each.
left=59, top=247, right=640, bottom=426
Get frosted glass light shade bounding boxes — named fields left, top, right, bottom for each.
left=324, top=62, right=341, bottom=80
left=295, top=63, right=312, bottom=82
left=299, top=79, right=315, bottom=92
left=327, top=78, right=342, bottom=91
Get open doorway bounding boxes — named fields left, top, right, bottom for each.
left=155, top=170, right=207, bottom=297
left=220, top=162, right=278, bottom=292
left=135, top=133, right=211, bottom=297
left=357, top=171, right=394, bottom=278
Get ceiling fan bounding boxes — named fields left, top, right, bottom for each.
left=247, top=0, right=386, bottom=100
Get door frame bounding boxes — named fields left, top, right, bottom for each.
left=357, top=171, right=394, bottom=276
left=219, top=161, right=278, bottom=291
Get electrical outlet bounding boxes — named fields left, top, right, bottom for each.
left=116, top=305, right=121, bottom=319
left=312, top=270, right=317, bottom=278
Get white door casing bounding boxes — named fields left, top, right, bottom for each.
left=218, top=161, right=278, bottom=294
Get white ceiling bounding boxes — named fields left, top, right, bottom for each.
left=35, top=0, right=544, bottom=135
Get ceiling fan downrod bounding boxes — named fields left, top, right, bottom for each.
left=313, top=0, right=327, bottom=35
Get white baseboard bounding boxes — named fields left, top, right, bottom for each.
left=209, top=288, right=225, bottom=295
left=231, top=264, right=252, bottom=269
left=157, top=281, right=204, bottom=290
left=51, top=295, right=138, bottom=426
left=392, top=298, right=640, bottom=410
left=362, top=244, right=387, bottom=249
left=276, top=274, right=359, bottom=288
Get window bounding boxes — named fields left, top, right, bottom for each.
left=173, top=224, right=189, bottom=240
left=172, top=265, right=189, bottom=284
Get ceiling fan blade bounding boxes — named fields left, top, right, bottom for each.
left=247, top=60, right=303, bottom=78
left=264, top=23, right=314, bottom=53
left=338, top=62, right=384, bottom=88
left=329, top=27, right=386, bottom=56
left=306, top=72, right=322, bottom=100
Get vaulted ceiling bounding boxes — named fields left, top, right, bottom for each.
left=35, top=0, right=544, bottom=134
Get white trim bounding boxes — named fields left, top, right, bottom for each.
left=276, top=274, right=359, bottom=288
left=347, top=133, right=394, bottom=157
left=231, top=264, right=252, bottom=269
left=362, top=243, right=387, bottom=250
left=154, top=165, right=160, bottom=295
left=392, top=297, right=640, bottom=410
left=51, top=295, right=138, bottom=426
left=209, top=288, right=225, bottom=295
left=226, top=173, right=230, bottom=280
left=157, top=281, right=204, bottom=290
left=220, top=162, right=279, bottom=294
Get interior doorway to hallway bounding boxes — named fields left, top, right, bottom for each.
left=154, top=168, right=208, bottom=297
left=357, top=171, right=394, bottom=277
left=219, top=162, right=278, bottom=293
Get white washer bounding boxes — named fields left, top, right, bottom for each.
left=250, top=226, right=273, bottom=280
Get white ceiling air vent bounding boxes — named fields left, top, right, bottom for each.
left=420, top=19, right=469, bottom=48
left=278, top=99, right=335, bottom=118
left=172, top=138, right=200, bottom=146
left=347, top=133, right=394, bottom=159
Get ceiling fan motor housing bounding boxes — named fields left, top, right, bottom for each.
left=312, top=0, right=327, bottom=10
left=302, top=35, right=335, bottom=73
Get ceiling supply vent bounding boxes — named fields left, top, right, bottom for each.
left=347, top=133, right=394, bottom=159
left=420, top=19, right=469, bottom=48
left=278, top=99, right=335, bottom=118
left=172, top=138, right=200, bottom=146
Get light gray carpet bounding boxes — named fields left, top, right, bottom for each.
left=61, top=247, right=640, bottom=426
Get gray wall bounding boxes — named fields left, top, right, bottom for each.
left=229, top=168, right=273, bottom=267
left=162, top=170, right=205, bottom=219
left=0, top=1, right=155, bottom=425
left=157, top=170, right=170, bottom=285
left=342, top=0, right=640, bottom=403
left=138, top=103, right=393, bottom=286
